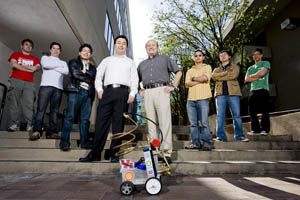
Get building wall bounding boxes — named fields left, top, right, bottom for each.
left=0, top=0, right=133, bottom=129
left=265, top=0, right=300, bottom=111
left=56, top=0, right=133, bottom=124
left=0, top=42, right=13, bottom=86
left=0, top=42, right=13, bottom=129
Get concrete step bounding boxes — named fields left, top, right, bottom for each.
left=137, top=140, right=300, bottom=150
left=0, top=148, right=299, bottom=161
left=175, top=133, right=293, bottom=142
left=0, top=138, right=80, bottom=149
left=0, top=160, right=299, bottom=175
left=1, top=138, right=300, bottom=150
left=71, top=124, right=190, bottom=134
left=0, top=131, right=293, bottom=142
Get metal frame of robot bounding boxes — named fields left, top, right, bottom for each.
left=119, top=113, right=169, bottom=196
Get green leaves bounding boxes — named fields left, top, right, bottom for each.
left=150, top=0, right=275, bottom=124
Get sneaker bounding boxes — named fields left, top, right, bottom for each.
left=247, top=131, right=259, bottom=135
left=26, top=125, right=33, bottom=132
left=60, top=142, right=70, bottom=151
left=29, top=131, right=40, bottom=141
left=8, top=124, right=19, bottom=132
left=185, top=143, right=200, bottom=150
left=237, top=137, right=249, bottom=142
left=213, top=137, right=227, bottom=142
left=202, top=143, right=211, bottom=151
left=260, top=131, right=268, bottom=136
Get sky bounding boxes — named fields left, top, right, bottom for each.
left=128, top=0, right=163, bottom=65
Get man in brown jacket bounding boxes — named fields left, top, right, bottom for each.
left=212, top=50, right=248, bottom=142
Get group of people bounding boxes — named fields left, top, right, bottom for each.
left=6, top=35, right=270, bottom=163
left=185, top=48, right=271, bottom=151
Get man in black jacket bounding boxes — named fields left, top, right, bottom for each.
left=59, top=43, right=96, bottom=151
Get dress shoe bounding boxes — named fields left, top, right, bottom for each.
left=60, top=142, right=70, bottom=151
left=79, top=152, right=101, bottom=162
left=104, top=149, right=112, bottom=160
left=111, top=156, right=119, bottom=163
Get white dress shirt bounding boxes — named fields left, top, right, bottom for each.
left=40, top=56, right=69, bottom=90
left=95, top=55, right=138, bottom=97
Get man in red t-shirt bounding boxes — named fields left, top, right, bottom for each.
left=7, top=39, right=40, bottom=131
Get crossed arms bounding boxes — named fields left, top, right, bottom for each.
left=10, top=59, right=40, bottom=72
left=245, top=68, right=268, bottom=83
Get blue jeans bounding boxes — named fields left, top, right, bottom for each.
left=215, top=95, right=244, bottom=140
left=187, top=100, right=211, bottom=147
left=33, top=86, right=62, bottom=135
left=60, top=89, right=92, bottom=148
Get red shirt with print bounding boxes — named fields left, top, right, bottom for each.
left=8, top=52, right=40, bottom=82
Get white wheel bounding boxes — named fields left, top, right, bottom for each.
left=145, top=177, right=162, bottom=195
left=120, top=181, right=134, bottom=196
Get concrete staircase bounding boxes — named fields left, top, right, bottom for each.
left=0, top=126, right=300, bottom=175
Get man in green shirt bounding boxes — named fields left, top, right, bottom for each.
left=245, top=48, right=271, bottom=136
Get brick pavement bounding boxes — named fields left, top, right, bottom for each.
left=0, top=174, right=299, bottom=200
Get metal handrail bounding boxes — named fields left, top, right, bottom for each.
left=0, top=82, right=7, bottom=124
left=238, top=108, right=300, bottom=120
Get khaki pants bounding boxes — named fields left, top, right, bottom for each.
left=144, top=86, right=172, bottom=153
left=7, top=78, right=35, bottom=127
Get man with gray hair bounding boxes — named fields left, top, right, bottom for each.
left=138, top=39, right=182, bottom=162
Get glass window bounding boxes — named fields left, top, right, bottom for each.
left=124, top=7, right=129, bottom=37
left=104, top=12, right=114, bottom=55
left=114, top=0, right=118, bottom=11
left=115, top=0, right=123, bottom=35
left=119, top=18, right=123, bottom=35
left=110, top=37, right=115, bottom=55
left=104, top=14, right=109, bottom=43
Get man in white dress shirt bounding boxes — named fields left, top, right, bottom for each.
left=79, top=35, right=139, bottom=162
left=29, top=42, right=69, bottom=140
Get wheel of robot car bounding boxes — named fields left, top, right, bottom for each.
left=120, top=181, right=135, bottom=196
left=145, top=177, right=162, bottom=195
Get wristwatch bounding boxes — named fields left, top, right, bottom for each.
left=171, top=85, right=179, bottom=91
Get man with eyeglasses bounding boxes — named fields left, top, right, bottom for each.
left=79, top=35, right=138, bottom=162
left=137, top=39, right=182, bottom=163
left=59, top=43, right=96, bottom=151
left=245, top=48, right=271, bottom=136
left=185, top=49, right=212, bottom=151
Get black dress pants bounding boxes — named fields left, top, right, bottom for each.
left=248, top=89, right=270, bottom=133
left=91, top=87, right=129, bottom=159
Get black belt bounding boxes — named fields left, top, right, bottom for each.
left=104, top=84, right=129, bottom=89
left=144, top=82, right=168, bottom=89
